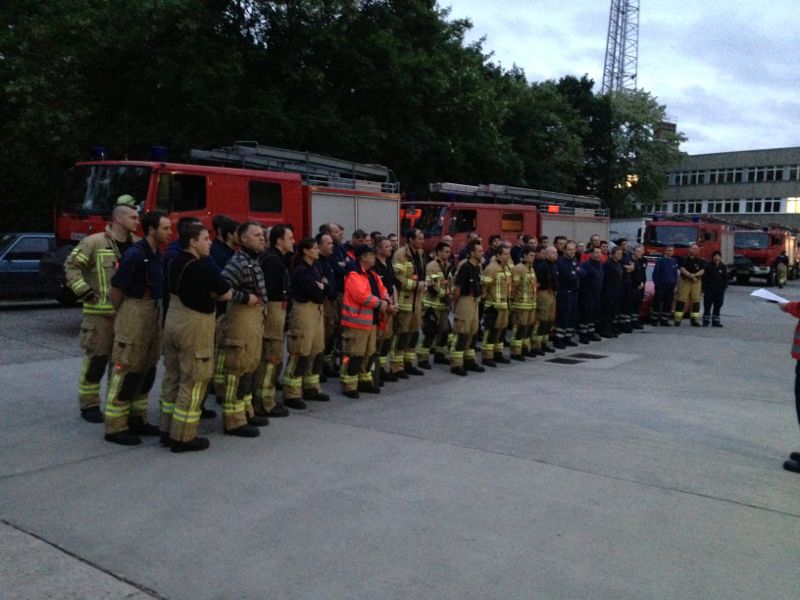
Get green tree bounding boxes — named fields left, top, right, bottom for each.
left=605, top=89, right=686, bottom=216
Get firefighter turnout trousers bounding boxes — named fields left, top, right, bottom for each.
left=450, top=296, right=480, bottom=369
left=533, top=290, right=556, bottom=350
left=105, top=298, right=162, bottom=435
left=218, top=303, right=265, bottom=431
left=253, top=301, right=286, bottom=413
left=418, top=307, right=451, bottom=362
left=158, top=295, right=215, bottom=443
left=510, top=308, right=535, bottom=357
left=375, top=309, right=394, bottom=378
left=675, top=277, right=702, bottom=323
left=284, top=302, right=325, bottom=399
left=392, top=306, right=422, bottom=373
left=77, top=314, right=115, bottom=410
left=341, top=326, right=377, bottom=393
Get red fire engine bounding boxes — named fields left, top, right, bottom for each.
left=400, top=183, right=609, bottom=254
left=643, top=214, right=734, bottom=263
left=732, top=225, right=797, bottom=285
left=42, top=142, right=400, bottom=303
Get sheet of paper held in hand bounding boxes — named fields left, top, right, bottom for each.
left=750, top=288, right=789, bottom=304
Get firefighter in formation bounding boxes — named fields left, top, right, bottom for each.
left=70, top=204, right=719, bottom=453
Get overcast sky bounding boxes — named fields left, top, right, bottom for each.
left=444, top=0, right=799, bottom=156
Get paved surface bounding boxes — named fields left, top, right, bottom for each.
left=1, top=284, right=799, bottom=599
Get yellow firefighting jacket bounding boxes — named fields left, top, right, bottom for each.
left=64, top=226, right=139, bottom=315
left=422, top=258, right=451, bottom=311
left=392, top=244, right=425, bottom=313
left=481, top=257, right=512, bottom=310
left=510, top=261, right=537, bottom=311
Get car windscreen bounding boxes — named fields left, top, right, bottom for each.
left=734, top=231, right=768, bottom=249
left=62, top=164, right=152, bottom=215
left=645, top=225, right=697, bottom=247
left=401, top=205, right=446, bottom=237
left=0, top=233, right=17, bottom=255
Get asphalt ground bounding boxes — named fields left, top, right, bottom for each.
left=1, top=283, right=799, bottom=599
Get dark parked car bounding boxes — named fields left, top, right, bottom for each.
left=0, top=233, right=56, bottom=301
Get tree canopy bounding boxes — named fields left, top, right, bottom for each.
left=0, top=0, right=685, bottom=230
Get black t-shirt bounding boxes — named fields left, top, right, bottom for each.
left=168, top=251, right=231, bottom=314
left=454, top=261, right=482, bottom=297
left=681, top=256, right=704, bottom=275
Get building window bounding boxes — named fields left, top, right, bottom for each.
left=789, top=167, right=799, bottom=181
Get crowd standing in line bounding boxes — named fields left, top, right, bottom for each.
left=65, top=200, right=736, bottom=452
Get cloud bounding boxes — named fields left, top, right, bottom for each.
left=444, top=0, right=800, bottom=154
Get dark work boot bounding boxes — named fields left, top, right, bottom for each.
left=417, top=360, right=432, bottom=370
left=105, top=430, right=142, bottom=446
left=225, top=424, right=260, bottom=438
left=465, top=360, right=486, bottom=373
left=80, top=406, right=103, bottom=423
left=170, top=437, right=210, bottom=453
left=510, top=354, right=525, bottom=362
left=284, top=398, right=308, bottom=410
left=303, top=389, right=331, bottom=401
left=433, top=354, right=450, bottom=365
left=404, top=364, right=425, bottom=376
left=247, top=415, right=269, bottom=427
left=266, top=403, right=290, bottom=418
left=358, top=381, right=381, bottom=394
left=128, top=417, right=160, bottom=437
left=343, top=389, right=360, bottom=399
left=553, top=338, right=566, bottom=349
left=450, top=366, right=468, bottom=376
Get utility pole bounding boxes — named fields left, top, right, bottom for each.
left=601, top=0, right=639, bottom=94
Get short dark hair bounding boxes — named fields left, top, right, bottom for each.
left=523, top=246, right=536, bottom=257
left=211, top=214, right=231, bottom=235
left=434, top=241, right=450, bottom=254
left=269, top=224, right=289, bottom=247
left=216, top=216, right=238, bottom=240
left=352, top=229, right=368, bottom=240
left=237, top=220, right=261, bottom=239
left=318, top=223, right=332, bottom=234
left=176, top=216, right=201, bottom=237
left=373, top=235, right=387, bottom=247
left=488, top=234, right=501, bottom=245
left=711, top=250, right=721, bottom=258
left=179, top=223, right=207, bottom=249
left=142, top=210, right=167, bottom=236
left=467, top=239, right=481, bottom=255
left=315, top=232, right=332, bottom=245
left=406, top=228, right=422, bottom=242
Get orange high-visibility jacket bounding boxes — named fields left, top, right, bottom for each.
left=341, top=264, right=388, bottom=330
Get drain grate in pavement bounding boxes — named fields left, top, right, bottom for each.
left=569, top=353, right=607, bottom=360
left=546, top=357, right=586, bottom=365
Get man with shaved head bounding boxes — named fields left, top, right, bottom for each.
left=64, top=202, right=140, bottom=422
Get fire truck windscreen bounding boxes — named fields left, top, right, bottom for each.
left=645, top=225, right=698, bottom=247
left=734, top=231, right=769, bottom=249
left=62, top=164, right=151, bottom=215
left=400, top=205, right=446, bottom=237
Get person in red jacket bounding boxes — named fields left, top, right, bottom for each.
left=340, top=245, right=390, bottom=399
left=780, top=301, right=800, bottom=473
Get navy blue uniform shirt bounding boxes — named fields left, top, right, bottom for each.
left=111, top=239, right=163, bottom=299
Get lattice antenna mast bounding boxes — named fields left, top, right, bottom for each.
left=601, top=0, right=639, bottom=94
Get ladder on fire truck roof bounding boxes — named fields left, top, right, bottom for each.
left=190, top=141, right=399, bottom=194
left=429, top=182, right=609, bottom=217
left=652, top=212, right=799, bottom=232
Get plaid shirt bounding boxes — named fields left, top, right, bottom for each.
left=221, top=247, right=268, bottom=304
